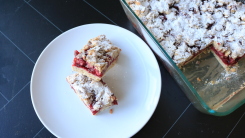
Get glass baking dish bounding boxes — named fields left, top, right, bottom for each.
left=120, top=0, right=245, bottom=116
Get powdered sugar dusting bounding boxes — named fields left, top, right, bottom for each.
left=76, top=35, right=121, bottom=73
left=127, top=0, right=245, bottom=66
left=66, top=73, right=117, bottom=112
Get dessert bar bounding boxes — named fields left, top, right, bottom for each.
left=66, top=73, right=118, bottom=115
left=72, top=35, right=121, bottom=81
left=127, top=0, right=245, bottom=69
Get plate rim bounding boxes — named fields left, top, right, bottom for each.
left=30, top=23, right=162, bottom=137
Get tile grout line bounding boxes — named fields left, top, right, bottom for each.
left=0, top=92, right=9, bottom=102
left=24, top=1, right=63, bottom=33
left=10, top=81, right=31, bottom=102
left=0, top=81, right=30, bottom=112
left=83, top=0, right=118, bottom=25
left=33, top=126, right=44, bottom=138
left=0, top=104, right=6, bottom=112
left=0, top=31, right=35, bottom=64
left=226, top=111, right=245, bottom=138
left=162, top=102, right=192, bottom=138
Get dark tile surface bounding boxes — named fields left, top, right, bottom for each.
left=84, top=0, right=139, bottom=34
left=0, top=2, right=61, bottom=62
left=0, top=94, right=8, bottom=110
left=228, top=112, right=245, bottom=138
left=0, top=0, right=25, bottom=29
left=0, top=32, right=34, bottom=100
left=35, top=127, right=56, bottom=138
left=166, top=105, right=245, bottom=138
left=0, top=83, right=43, bottom=137
left=29, top=0, right=113, bottom=32
left=0, top=0, right=245, bottom=137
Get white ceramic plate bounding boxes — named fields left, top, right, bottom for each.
left=31, top=23, right=161, bottom=138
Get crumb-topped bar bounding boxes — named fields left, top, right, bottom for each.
left=127, top=0, right=245, bottom=68
left=72, top=35, right=121, bottom=81
left=66, top=73, right=118, bottom=115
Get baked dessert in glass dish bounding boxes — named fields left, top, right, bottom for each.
left=72, top=35, right=121, bottom=81
left=127, top=0, right=245, bottom=70
left=66, top=73, right=118, bottom=115
left=121, top=0, right=245, bottom=116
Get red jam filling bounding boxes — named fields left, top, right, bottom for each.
left=73, top=50, right=117, bottom=77
left=72, top=50, right=103, bottom=77
left=210, top=46, right=241, bottom=66
left=88, top=104, right=99, bottom=115
left=91, top=110, right=99, bottom=115
left=74, top=50, right=80, bottom=56
left=112, top=100, right=118, bottom=105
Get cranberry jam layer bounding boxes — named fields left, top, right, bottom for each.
left=66, top=73, right=118, bottom=115
left=73, top=50, right=103, bottom=77
left=88, top=98, right=118, bottom=115
left=72, top=50, right=119, bottom=77
left=71, top=35, right=121, bottom=81
left=210, top=46, right=243, bottom=67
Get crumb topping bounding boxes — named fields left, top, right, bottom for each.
left=127, top=0, right=245, bottom=66
left=67, top=73, right=117, bottom=111
left=76, top=35, right=121, bottom=73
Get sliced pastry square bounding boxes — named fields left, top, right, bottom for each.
left=66, top=73, right=118, bottom=115
left=210, top=32, right=245, bottom=70
left=210, top=44, right=242, bottom=70
left=72, top=35, right=121, bottom=81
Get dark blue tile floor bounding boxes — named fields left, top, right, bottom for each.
left=0, top=32, right=34, bottom=100
left=0, top=83, right=44, bottom=138
left=1, top=0, right=245, bottom=137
